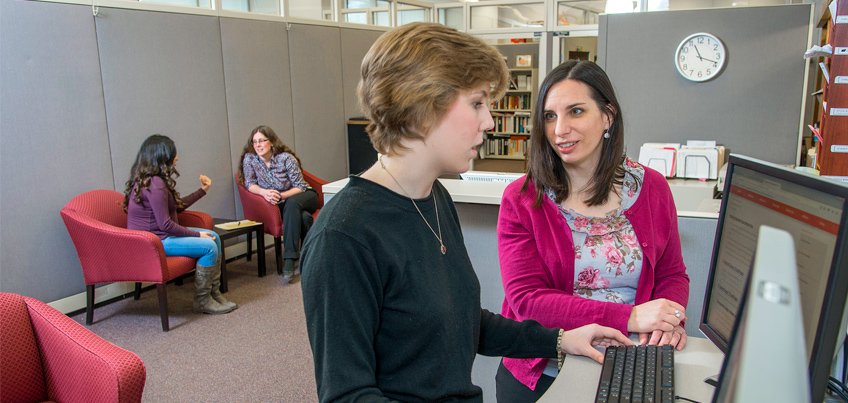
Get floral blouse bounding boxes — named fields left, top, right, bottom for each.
left=242, top=153, right=309, bottom=193
left=546, top=157, right=646, bottom=305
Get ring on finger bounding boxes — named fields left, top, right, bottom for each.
left=674, top=330, right=683, bottom=336
left=674, top=309, right=681, bottom=318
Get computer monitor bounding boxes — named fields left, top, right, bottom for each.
left=712, top=225, right=811, bottom=403
left=700, top=154, right=848, bottom=402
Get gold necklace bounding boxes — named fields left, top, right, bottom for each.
left=379, top=156, right=446, bottom=255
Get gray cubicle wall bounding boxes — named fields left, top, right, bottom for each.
left=96, top=8, right=236, bottom=220
left=598, top=5, right=813, bottom=165
left=219, top=17, right=296, bottom=219
left=288, top=24, right=347, bottom=182
left=0, top=0, right=114, bottom=303
left=340, top=27, right=386, bottom=121
left=0, top=0, right=379, bottom=305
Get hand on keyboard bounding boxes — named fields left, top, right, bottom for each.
left=561, top=324, right=635, bottom=364
left=627, top=299, right=686, bottom=334
left=639, top=326, right=687, bottom=351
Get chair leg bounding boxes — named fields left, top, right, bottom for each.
left=134, top=283, right=142, bottom=300
left=275, top=236, right=283, bottom=275
left=85, top=285, right=95, bottom=325
left=156, top=283, right=169, bottom=332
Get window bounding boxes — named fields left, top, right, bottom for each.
left=470, top=2, right=545, bottom=30
left=438, top=6, right=464, bottom=31
left=288, top=0, right=333, bottom=20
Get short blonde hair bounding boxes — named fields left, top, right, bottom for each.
left=358, top=22, right=509, bottom=155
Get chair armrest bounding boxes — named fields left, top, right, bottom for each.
left=236, top=186, right=283, bottom=237
left=25, top=296, right=146, bottom=403
left=178, top=210, right=213, bottom=230
left=60, top=209, right=170, bottom=284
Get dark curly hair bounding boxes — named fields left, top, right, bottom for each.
left=122, top=134, right=184, bottom=212
left=236, top=125, right=302, bottom=187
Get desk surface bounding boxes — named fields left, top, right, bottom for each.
left=538, top=337, right=724, bottom=403
left=322, top=177, right=720, bottom=218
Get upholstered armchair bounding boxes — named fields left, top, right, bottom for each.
left=236, top=170, right=327, bottom=274
left=0, top=292, right=146, bottom=403
left=60, top=189, right=213, bottom=331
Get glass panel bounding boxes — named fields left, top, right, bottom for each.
left=344, top=11, right=368, bottom=23
left=470, top=3, right=544, bottom=30
left=556, top=1, right=605, bottom=26
left=345, top=0, right=389, bottom=8
left=601, top=0, right=641, bottom=13
left=373, top=10, right=390, bottom=26
left=438, top=7, right=464, bottom=31
left=289, top=0, right=333, bottom=19
left=397, top=2, right=430, bottom=26
left=139, top=0, right=211, bottom=8
left=661, top=0, right=792, bottom=11
left=558, top=36, right=598, bottom=64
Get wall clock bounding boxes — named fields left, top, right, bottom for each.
left=675, top=33, right=726, bottom=82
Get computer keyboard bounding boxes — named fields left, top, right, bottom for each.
left=594, top=344, right=675, bottom=403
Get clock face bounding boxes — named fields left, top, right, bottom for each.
left=675, top=33, right=726, bottom=82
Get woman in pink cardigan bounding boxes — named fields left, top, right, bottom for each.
left=496, top=60, right=690, bottom=401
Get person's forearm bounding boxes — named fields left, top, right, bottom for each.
left=280, top=187, right=303, bottom=200
left=247, top=184, right=266, bottom=195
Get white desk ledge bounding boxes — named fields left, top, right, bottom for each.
left=538, top=337, right=724, bottom=403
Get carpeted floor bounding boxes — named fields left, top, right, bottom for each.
left=70, top=249, right=318, bottom=402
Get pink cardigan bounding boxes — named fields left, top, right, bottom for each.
left=497, top=165, right=690, bottom=389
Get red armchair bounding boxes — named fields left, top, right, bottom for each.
left=60, top=189, right=213, bottom=331
left=0, top=292, right=146, bottom=403
left=236, top=170, right=327, bottom=274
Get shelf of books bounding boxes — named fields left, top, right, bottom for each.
left=490, top=68, right=537, bottom=113
left=480, top=134, right=529, bottom=160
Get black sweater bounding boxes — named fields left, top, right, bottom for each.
left=301, top=176, right=559, bottom=402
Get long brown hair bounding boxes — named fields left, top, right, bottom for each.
left=236, top=125, right=302, bottom=186
left=122, top=134, right=184, bottom=212
left=522, top=60, right=627, bottom=208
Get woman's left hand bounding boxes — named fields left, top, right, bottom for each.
left=639, top=325, right=687, bottom=351
left=200, top=175, right=212, bottom=192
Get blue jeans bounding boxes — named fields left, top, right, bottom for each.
left=161, top=227, right=220, bottom=266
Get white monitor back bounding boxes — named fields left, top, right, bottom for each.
left=713, top=225, right=811, bottom=403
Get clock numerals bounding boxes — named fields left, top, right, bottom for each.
left=676, top=33, right=725, bottom=82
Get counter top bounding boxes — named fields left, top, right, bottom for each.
left=322, top=177, right=719, bottom=218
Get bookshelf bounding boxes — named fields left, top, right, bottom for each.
left=816, top=0, right=848, bottom=181
left=482, top=68, right=537, bottom=161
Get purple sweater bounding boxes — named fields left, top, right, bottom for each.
left=126, top=176, right=206, bottom=240
left=497, top=165, right=690, bottom=389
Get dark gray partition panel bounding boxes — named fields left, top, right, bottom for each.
left=0, top=0, right=112, bottom=301
left=340, top=28, right=384, bottom=120
left=95, top=8, right=235, bottom=219
left=599, top=5, right=812, bottom=165
left=677, top=216, right=718, bottom=337
left=220, top=17, right=295, bottom=218
left=288, top=24, right=347, bottom=182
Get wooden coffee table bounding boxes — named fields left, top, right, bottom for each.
left=212, top=218, right=266, bottom=293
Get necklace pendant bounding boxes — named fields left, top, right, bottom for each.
left=441, top=244, right=447, bottom=255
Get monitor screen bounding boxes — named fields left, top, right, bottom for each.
left=700, top=154, right=848, bottom=402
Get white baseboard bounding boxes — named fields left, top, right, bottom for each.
left=48, top=235, right=275, bottom=314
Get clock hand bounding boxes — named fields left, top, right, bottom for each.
left=694, top=45, right=704, bottom=61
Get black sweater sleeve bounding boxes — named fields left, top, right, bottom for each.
left=478, top=309, right=560, bottom=359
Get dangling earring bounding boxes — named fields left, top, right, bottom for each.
left=603, top=130, right=611, bottom=139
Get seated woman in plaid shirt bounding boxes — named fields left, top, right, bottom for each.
left=237, top=125, right=318, bottom=280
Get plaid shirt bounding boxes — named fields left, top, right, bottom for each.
left=242, top=153, right=308, bottom=193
